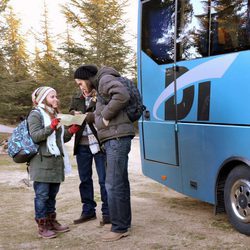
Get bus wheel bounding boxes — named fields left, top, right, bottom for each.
left=224, top=165, right=250, bottom=235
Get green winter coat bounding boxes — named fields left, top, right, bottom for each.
left=27, top=109, right=72, bottom=183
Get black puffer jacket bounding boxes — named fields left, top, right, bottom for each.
left=91, top=67, right=135, bottom=143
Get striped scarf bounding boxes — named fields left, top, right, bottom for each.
left=84, top=96, right=100, bottom=154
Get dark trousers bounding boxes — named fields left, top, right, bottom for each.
left=104, top=136, right=132, bottom=233
left=33, top=181, right=60, bottom=219
left=76, top=145, right=109, bottom=216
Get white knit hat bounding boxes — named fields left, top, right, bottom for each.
left=31, top=86, right=56, bottom=105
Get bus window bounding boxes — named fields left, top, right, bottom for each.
left=176, top=0, right=210, bottom=61
left=175, top=0, right=250, bottom=60
left=210, top=0, right=250, bottom=55
left=141, top=0, right=175, bottom=64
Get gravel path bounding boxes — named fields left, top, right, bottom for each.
left=0, top=124, right=14, bottom=133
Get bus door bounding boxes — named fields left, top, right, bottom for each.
left=174, top=0, right=211, bottom=126
left=140, top=0, right=179, bottom=166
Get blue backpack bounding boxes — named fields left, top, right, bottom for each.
left=8, top=114, right=39, bottom=163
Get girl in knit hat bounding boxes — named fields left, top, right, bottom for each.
left=28, top=86, right=80, bottom=239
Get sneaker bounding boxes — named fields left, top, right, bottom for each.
left=101, top=231, right=129, bottom=242
left=100, top=216, right=111, bottom=226
left=73, top=214, right=96, bottom=224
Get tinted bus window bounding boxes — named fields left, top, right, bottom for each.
left=141, top=0, right=175, bottom=64
left=176, top=0, right=210, bottom=61
left=142, top=0, right=250, bottom=64
left=210, top=0, right=250, bottom=55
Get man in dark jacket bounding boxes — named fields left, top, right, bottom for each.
left=78, top=65, right=135, bottom=241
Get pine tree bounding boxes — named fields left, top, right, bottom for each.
left=0, top=6, right=36, bottom=122
left=31, top=1, right=76, bottom=113
left=62, top=0, right=132, bottom=74
left=33, top=0, right=64, bottom=86
left=58, top=25, right=85, bottom=78
left=4, top=7, right=30, bottom=81
left=0, top=0, right=11, bottom=81
left=0, top=0, right=9, bottom=13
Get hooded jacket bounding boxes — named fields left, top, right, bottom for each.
left=91, top=67, right=135, bottom=143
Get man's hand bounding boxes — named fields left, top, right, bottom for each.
left=85, top=112, right=95, bottom=124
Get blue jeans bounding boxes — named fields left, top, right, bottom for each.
left=76, top=145, right=109, bottom=217
left=33, top=182, right=60, bottom=219
left=104, top=136, right=132, bottom=233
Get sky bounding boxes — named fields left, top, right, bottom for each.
left=8, top=0, right=138, bottom=53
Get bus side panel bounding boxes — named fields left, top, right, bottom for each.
left=140, top=52, right=178, bottom=165
left=143, top=121, right=177, bottom=165
left=179, top=124, right=250, bottom=204
left=139, top=122, right=183, bottom=192
left=176, top=52, right=250, bottom=125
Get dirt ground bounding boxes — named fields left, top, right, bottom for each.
left=1, top=138, right=250, bottom=250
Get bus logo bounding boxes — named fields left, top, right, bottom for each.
left=153, top=53, right=239, bottom=121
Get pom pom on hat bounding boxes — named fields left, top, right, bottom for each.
left=74, top=65, right=98, bottom=80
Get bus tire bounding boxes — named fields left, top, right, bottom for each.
left=224, top=165, right=250, bottom=235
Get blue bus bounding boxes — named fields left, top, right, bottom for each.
left=137, top=0, right=250, bottom=235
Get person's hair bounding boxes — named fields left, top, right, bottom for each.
left=85, top=79, right=94, bottom=92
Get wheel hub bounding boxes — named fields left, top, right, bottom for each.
left=230, top=179, right=250, bottom=222
left=238, top=194, right=248, bottom=209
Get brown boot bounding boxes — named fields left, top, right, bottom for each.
left=36, top=218, right=57, bottom=239
left=47, top=213, right=70, bottom=233
left=101, top=231, right=129, bottom=242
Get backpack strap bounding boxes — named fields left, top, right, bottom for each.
left=96, top=75, right=114, bottom=105
left=27, top=108, right=43, bottom=162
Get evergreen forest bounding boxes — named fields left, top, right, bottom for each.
left=0, top=0, right=136, bottom=124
